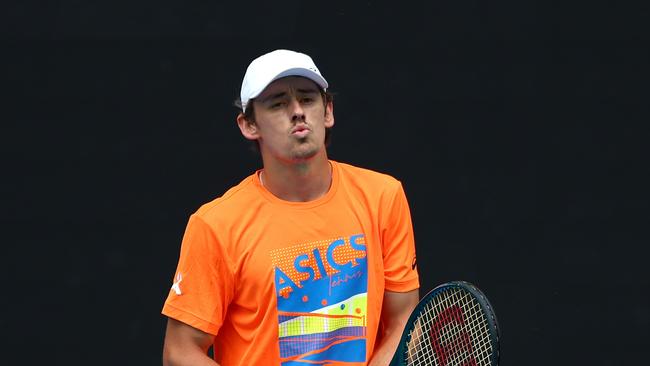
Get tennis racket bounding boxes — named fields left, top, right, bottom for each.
left=390, top=281, right=500, bottom=366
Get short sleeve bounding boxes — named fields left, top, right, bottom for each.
left=162, top=214, right=235, bottom=335
left=381, top=182, right=420, bottom=292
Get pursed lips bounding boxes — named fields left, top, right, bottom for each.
left=291, top=124, right=311, bottom=135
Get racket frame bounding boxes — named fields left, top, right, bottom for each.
left=389, top=280, right=500, bottom=366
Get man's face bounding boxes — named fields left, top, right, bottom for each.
left=247, top=76, right=334, bottom=163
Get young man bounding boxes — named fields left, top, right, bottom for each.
left=162, top=49, right=420, bottom=366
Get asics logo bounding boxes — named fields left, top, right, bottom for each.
left=171, top=273, right=183, bottom=295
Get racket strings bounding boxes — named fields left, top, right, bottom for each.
left=404, top=288, right=496, bottom=366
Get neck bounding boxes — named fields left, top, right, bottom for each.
left=260, top=155, right=332, bottom=202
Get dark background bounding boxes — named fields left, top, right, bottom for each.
left=2, top=1, right=649, bottom=365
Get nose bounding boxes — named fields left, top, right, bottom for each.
left=289, top=98, right=305, bottom=122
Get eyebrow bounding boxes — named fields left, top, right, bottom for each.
left=259, top=88, right=320, bottom=103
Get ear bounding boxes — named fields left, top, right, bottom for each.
left=236, top=113, right=259, bottom=141
left=324, top=101, right=334, bottom=128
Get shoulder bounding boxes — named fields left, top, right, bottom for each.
left=193, top=173, right=261, bottom=223
left=333, top=160, right=402, bottom=191
left=332, top=160, right=407, bottom=209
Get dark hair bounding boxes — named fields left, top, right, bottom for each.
left=234, top=89, right=334, bottom=153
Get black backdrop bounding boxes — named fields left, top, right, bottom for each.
left=2, top=1, right=649, bottom=365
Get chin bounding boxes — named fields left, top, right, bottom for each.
left=291, top=146, right=320, bottom=161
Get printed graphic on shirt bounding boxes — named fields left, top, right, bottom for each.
left=270, top=234, right=368, bottom=366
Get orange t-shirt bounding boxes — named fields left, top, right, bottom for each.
left=162, top=160, right=419, bottom=366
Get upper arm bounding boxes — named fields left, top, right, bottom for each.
left=381, top=289, right=420, bottom=334
left=382, top=183, right=419, bottom=292
left=163, top=317, right=216, bottom=365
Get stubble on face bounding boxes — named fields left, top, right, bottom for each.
left=254, top=77, right=330, bottom=164
left=289, top=135, right=319, bottom=161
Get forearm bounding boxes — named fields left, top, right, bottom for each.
left=368, top=326, right=403, bottom=366
left=369, top=289, right=419, bottom=366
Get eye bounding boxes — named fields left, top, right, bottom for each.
left=270, top=101, right=285, bottom=109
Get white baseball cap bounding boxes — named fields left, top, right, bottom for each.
left=239, top=49, right=329, bottom=112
